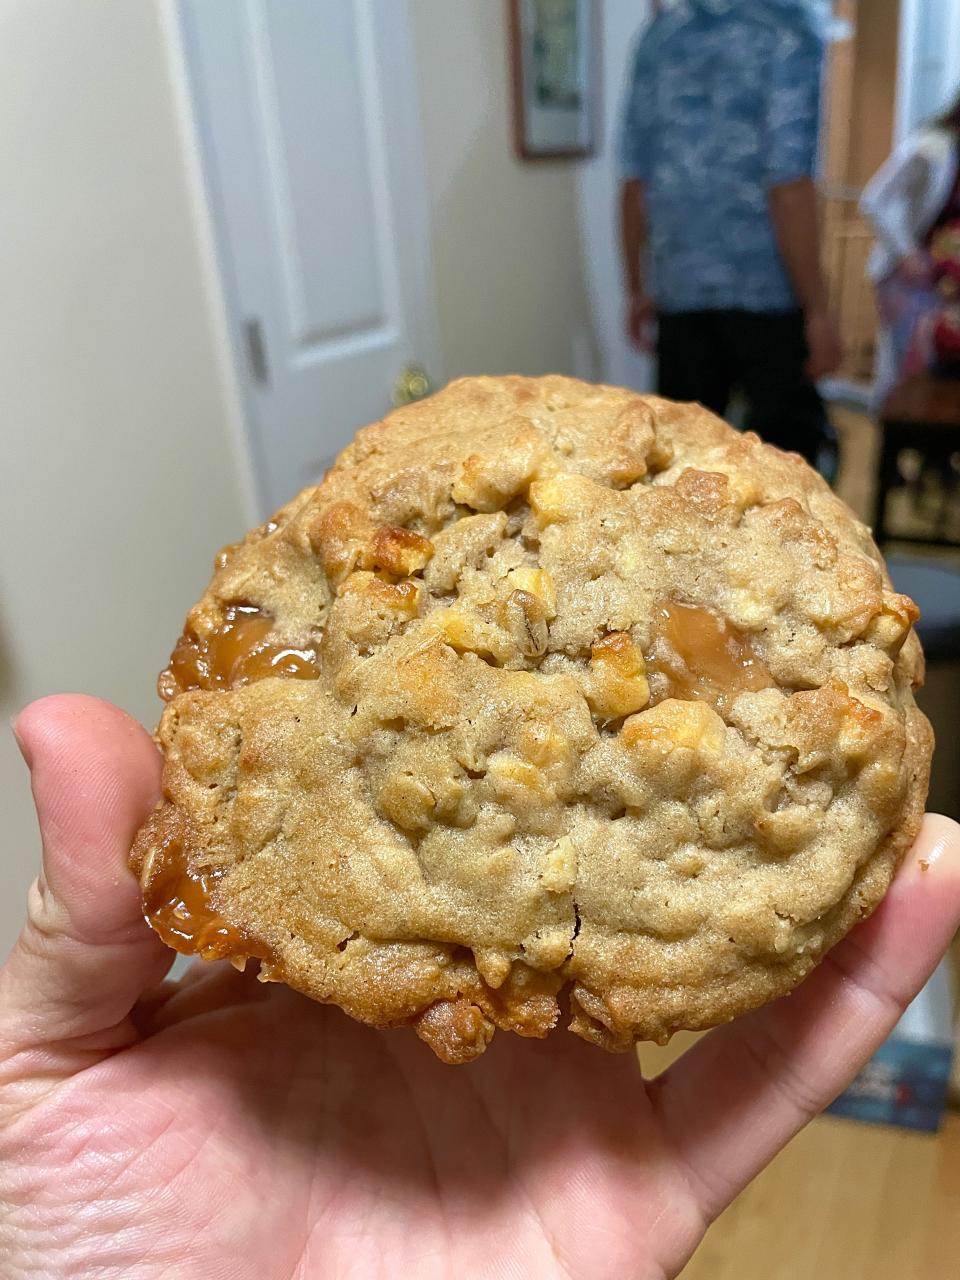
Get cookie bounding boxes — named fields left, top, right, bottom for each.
left=130, top=376, right=932, bottom=1062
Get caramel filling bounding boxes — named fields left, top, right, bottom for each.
left=159, top=605, right=320, bottom=700
left=142, top=832, right=269, bottom=962
left=647, top=602, right=771, bottom=714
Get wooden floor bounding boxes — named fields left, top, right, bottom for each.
left=637, top=1026, right=960, bottom=1280
left=682, top=1113, right=960, bottom=1279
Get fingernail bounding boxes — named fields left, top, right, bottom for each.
left=913, top=817, right=960, bottom=874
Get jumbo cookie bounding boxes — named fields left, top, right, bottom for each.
left=130, top=375, right=932, bottom=1063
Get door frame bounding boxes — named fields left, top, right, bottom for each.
left=160, top=0, right=441, bottom=520
left=160, top=0, right=261, bottom=523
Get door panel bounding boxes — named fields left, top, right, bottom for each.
left=253, top=0, right=390, bottom=346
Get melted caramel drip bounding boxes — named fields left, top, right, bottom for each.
left=142, top=832, right=269, bottom=962
left=647, top=601, right=772, bottom=714
left=213, top=521, right=279, bottom=573
left=159, top=605, right=320, bottom=700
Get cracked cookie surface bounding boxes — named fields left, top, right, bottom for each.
left=130, top=375, right=932, bottom=1062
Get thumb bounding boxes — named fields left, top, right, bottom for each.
left=0, top=695, right=172, bottom=1117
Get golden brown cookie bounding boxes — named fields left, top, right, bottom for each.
left=130, top=376, right=932, bottom=1062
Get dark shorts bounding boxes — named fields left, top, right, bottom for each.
left=656, top=309, right=831, bottom=467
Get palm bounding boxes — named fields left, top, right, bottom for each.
left=19, top=964, right=696, bottom=1279
left=2, top=697, right=959, bottom=1280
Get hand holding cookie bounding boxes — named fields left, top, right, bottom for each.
left=1, top=694, right=958, bottom=1277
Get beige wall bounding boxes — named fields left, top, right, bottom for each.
left=410, top=0, right=596, bottom=380
left=0, top=0, right=249, bottom=949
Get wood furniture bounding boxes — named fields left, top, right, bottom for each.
left=873, top=375, right=960, bottom=547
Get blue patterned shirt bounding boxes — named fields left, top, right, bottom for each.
left=619, top=0, right=825, bottom=313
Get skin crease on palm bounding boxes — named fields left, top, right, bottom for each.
left=0, top=697, right=958, bottom=1280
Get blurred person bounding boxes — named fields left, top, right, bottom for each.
left=862, top=91, right=960, bottom=407
left=619, top=0, right=842, bottom=469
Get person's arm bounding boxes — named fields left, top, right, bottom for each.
left=764, top=27, right=841, bottom=380
left=620, top=178, right=647, bottom=297
left=617, top=28, right=657, bottom=352
left=768, top=177, right=829, bottom=315
left=621, top=178, right=655, bottom=351
left=768, top=177, right=841, bottom=378
left=770, top=179, right=843, bottom=381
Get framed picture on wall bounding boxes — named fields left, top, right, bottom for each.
left=509, top=0, right=599, bottom=160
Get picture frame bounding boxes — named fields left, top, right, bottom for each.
left=508, top=0, right=599, bottom=160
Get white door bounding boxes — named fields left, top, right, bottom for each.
left=176, top=0, right=441, bottom=516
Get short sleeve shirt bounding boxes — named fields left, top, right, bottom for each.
left=619, top=0, right=825, bottom=314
